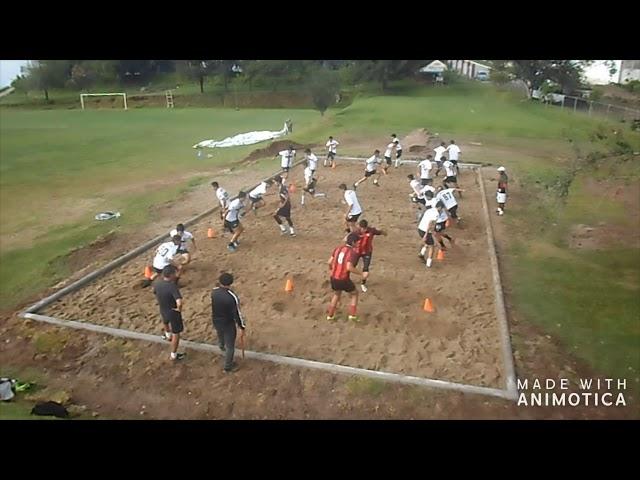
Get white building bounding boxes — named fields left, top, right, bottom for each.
left=447, top=60, right=491, bottom=80
left=619, top=60, right=640, bottom=84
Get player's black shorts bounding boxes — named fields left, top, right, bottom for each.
left=347, top=213, right=361, bottom=223
left=448, top=205, right=458, bottom=218
left=161, top=311, right=184, bottom=334
left=445, top=175, right=457, bottom=184
left=353, top=253, right=372, bottom=272
left=177, top=248, right=189, bottom=254
left=451, top=160, right=458, bottom=166
left=414, top=197, right=426, bottom=205
left=364, top=170, right=376, bottom=177
left=418, top=229, right=435, bottom=246
left=249, top=195, right=262, bottom=204
left=384, top=156, right=392, bottom=165
left=330, top=277, right=356, bottom=293
left=327, top=152, right=335, bottom=159
left=282, top=167, right=290, bottom=172
left=421, top=178, right=432, bottom=186
left=435, top=222, right=446, bottom=233
left=224, top=219, right=240, bottom=231
left=153, top=266, right=164, bottom=274
left=276, top=203, right=291, bottom=218
left=396, top=150, right=403, bottom=159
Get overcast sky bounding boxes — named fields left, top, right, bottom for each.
left=0, top=60, right=624, bottom=88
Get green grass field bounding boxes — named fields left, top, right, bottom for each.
left=1, top=82, right=639, bottom=390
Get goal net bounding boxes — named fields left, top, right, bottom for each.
left=80, top=93, right=128, bottom=110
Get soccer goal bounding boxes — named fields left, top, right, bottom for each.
left=80, top=93, right=128, bottom=110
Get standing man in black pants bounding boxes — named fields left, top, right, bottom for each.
left=153, top=265, right=186, bottom=361
left=211, top=273, right=246, bottom=373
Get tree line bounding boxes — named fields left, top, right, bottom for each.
left=11, top=60, right=614, bottom=114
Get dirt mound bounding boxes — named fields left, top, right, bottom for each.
left=402, top=128, right=438, bottom=155
left=243, top=140, right=320, bottom=164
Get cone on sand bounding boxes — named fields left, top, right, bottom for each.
left=207, top=228, right=216, bottom=238
left=437, top=249, right=445, bottom=261
left=285, top=278, right=294, bottom=292
left=423, top=298, right=435, bottom=312
left=144, top=266, right=153, bottom=279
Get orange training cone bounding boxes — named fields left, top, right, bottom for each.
left=144, top=266, right=153, bottom=279
left=207, top=228, right=216, bottom=238
left=285, top=278, right=294, bottom=292
left=437, top=249, right=445, bottom=261
left=423, top=298, right=435, bottom=312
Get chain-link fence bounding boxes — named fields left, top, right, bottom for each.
left=542, top=94, right=640, bottom=124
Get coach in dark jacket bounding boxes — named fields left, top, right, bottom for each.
left=211, top=273, right=246, bottom=373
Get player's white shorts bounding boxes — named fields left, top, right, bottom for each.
left=497, top=192, right=507, bottom=203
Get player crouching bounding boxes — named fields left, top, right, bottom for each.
left=142, top=235, right=183, bottom=287
left=169, top=223, right=196, bottom=266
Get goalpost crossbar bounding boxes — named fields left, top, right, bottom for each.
left=80, top=93, right=128, bottom=110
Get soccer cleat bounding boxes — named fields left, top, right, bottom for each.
left=352, top=183, right=358, bottom=190
left=360, top=284, right=368, bottom=293
left=290, top=232, right=296, bottom=237
left=373, top=179, right=380, bottom=186
left=171, top=353, right=186, bottom=361
left=141, top=279, right=152, bottom=288
left=348, top=315, right=359, bottom=322
left=162, top=332, right=172, bottom=341
left=326, top=315, right=336, bottom=322
left=227, top=244, right=237, bottom=252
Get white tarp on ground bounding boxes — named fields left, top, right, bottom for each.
left=193, top=120, right=291, bottom=149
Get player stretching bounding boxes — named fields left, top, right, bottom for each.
left=142, top=235, right=183, bottom=287
left=169, top=223, right=197, bottom=265
left=276, top=145, right=296, bottom=179
left=224, top=192, right=247, bottom=252
left=211, top=181, right=229, bottom=221
left=326, top=233, right=363, bottom=322
left=433, top=142, right=447, bottom=177
left=391, top=133, right=403, bottom=168
left=273, top=175, right=295, bottom=236
left=354, top=150, right=382, bottom=188
left=353, top=219, right=386, bottom=293
left=436, top=186, right=465, bottom=225
left=325, top=136, right=339, bottom=168
left=417, top=204, right=440, bottom=268
left=248, top=180, right=273, bottom=215
left=339, top=183, right=363, bottom=232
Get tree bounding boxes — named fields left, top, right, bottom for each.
left=350, top=60, right=425, bottom=91
left=23, top=60, right=72, bottom=101
left=308, top=68, right=341, bottom=116
left=177, top=60, right=214, bottom=93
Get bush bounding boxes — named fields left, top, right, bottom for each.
left=590, top=87, right=603, bottom=102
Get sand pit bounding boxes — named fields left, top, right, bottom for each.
left=44, top=162, right=505, bottom=388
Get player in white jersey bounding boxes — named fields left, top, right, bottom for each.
left=354, top=150, right=382, bottom=188
left=446, top=139, right=461, bottom=175
left=325, top=136, right=339, bottom=168
left=223, top=192, right=247, bottom=252
left=211, top=181, right=229, bottom=220
left=169, top=223, right=197, bottom=265
left=442, top=159, right=461, bottom=195
left=275, top=145, right=296, bottom=179
left=339, top=183, right=363, bottom=232
left=391, top=134, right=403, bottom=168
left=407, top=174, right=427, bottom=208
left=142, top=235, right=182, bottom=287
left=417, top=155, right=434, bottom=186
left=383, top=142, right=395, bottom=173
left=248, top=180, right=273, bottom=214
left=417, top=205, right=440, bottom=268
left=436, top=186, right=465, bottom=224
left=433, top=142, right=447, bottom=177
left=304, top=148, right=318, bottom=175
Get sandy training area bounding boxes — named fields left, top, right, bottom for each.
left=44, top=160, right=505, bottom=388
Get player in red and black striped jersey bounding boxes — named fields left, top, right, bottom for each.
left=326, top=233, right=362, bottom=322
left=273, top=175, right=295, bottom=237
left=352, top=219, right=386, bottom=293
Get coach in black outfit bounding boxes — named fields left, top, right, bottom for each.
left=211, top=273, right=246, bottom=372
left=153, top=265, right=186, bottom=361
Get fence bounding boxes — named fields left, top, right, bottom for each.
left=541, top=94, right=640, bottom=123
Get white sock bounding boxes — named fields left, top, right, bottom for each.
left=289, top=227, right=295, bottom=235
left=301, top=195, right=305, bottom=205
left=420, top=246, right=427, bottom=256
left=426, top=258, right=432, bottom=267
left=279, top=224, right=286, bottom=232
left=170, top=352, right=177, bottom=359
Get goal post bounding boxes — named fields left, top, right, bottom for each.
left=80, top=93, right=128, bottom=110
